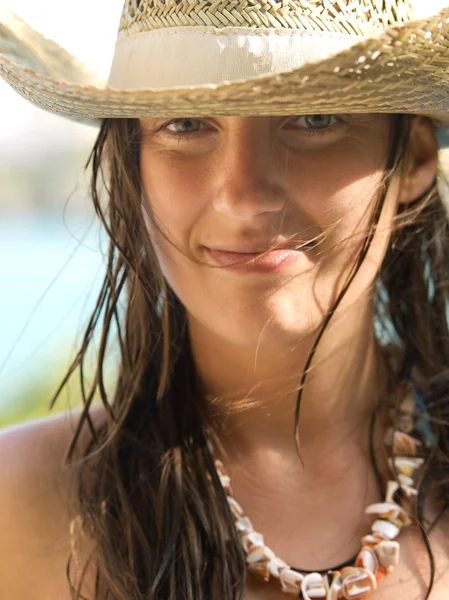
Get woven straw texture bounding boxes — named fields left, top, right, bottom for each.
left=0, top=1, right=448, bottom=124
left=118, top=0, right=414, bottom=38
left=0, top=8, right=101, bottom=86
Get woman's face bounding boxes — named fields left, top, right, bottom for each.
left=139, top=115, right=400, bottom=346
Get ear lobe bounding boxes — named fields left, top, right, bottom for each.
left=398, top=116, right=438, bottom=205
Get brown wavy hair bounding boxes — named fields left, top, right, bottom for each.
left=50, top=115, right=449, bottom=600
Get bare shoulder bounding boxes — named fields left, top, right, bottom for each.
left=0, top=404, right=107, bottom=600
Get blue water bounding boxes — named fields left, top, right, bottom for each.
left=0, top=214, right=107, bottom=406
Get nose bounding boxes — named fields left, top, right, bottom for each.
left=213, top=120, right=287, bottom=222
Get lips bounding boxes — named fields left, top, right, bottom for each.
left=206, top=249, right=267, bottom=266
left=204, top=239, right=312, bottom=255
left=203, top=246, right=309, bottom=273
left=206, top=248, right=293, bottom=266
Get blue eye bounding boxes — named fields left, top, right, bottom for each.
left=161, top=115, right=344, bottom=140
left=165, top=119, right=203, bottom=135
left=304, top=115, right=337, bottom=129
left=282, top=114, right=345, bottom=137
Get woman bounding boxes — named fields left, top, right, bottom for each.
left=0, top=1, right=448, bottom=599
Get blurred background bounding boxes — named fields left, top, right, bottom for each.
left=0, top=0, right=448, bottom=429
left=0, top=0, right=124, bottom=428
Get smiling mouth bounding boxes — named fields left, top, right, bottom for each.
left=203, top=245, right=312, bottom=273
left=204, top=239, right=314, bottom=254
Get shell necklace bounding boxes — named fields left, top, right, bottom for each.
left=212, top=380, right=434, bottom=599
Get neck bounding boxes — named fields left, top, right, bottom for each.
left=189, top=297, right=391, bottom=465
left=188, top=297, right=396, bottom=571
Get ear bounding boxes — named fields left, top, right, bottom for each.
left=398, top=116, right=438, bottom=205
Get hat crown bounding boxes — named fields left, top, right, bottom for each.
left=118, top=0, right=415, bottom=38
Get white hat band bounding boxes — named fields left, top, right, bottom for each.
left=107, top=27, right=365, bottom=91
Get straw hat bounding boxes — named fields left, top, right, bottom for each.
left=0, top=0, right=449, bottom=132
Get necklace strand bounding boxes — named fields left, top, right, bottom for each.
left=212, top=380, right=433, bottom=599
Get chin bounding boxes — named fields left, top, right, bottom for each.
left=206, top=303, right=317, bottom=348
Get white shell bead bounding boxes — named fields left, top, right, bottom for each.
left=389, top=456, right=424, bottom=477
left=264, top=546, right=276, bottom=560
left=355, top=546, right=379, bottom=575
left=375, top=540, right=400, bottom=569
left=245, top=547, right=265, bottom=564
left=246, top=544, right=275, bottom=564
left=397, top=473, right=419, bottom=496
left=398, top=473, right=414, bottom=487
left=279, top=568, right=304, bottom=594
left=235, top=516, right=254, bottom=534
left=301, top=572, right=328, bottom=599
left=241, top=529, right=263, bottom=552
left=327, top=572, right=342, bottom=600
left=341, top=568, right=376, bottom=599
left=267, top=555, right=289, bottom=578
left=385, top=481, right=400, bottom=503
left=219, top=474, right=231, bottom=488
left=371, top=519, right=400, bottom=540
left=361, top=533, right=386, bottom=547
left=227, top=496, right=244, bottom=517
left=385, top=474, right=417, bottom=498
left=365, top=502, right=401, bottom=520
left=367, top=501, right=412, bottom=528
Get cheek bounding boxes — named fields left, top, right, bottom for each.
left=291, top=149, right=387, bottom=269
left=140, top=148, right=211, bottom=300
left=296, top=139, right=386, bottom=219
left=140, top=148, right=207, bottom=247
left=288, top=142, right=391, bottom=301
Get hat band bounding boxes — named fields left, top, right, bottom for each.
left=107, top=26, right=364, bottom=91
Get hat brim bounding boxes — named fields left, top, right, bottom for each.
left=1, top=7, right=449, bottom=128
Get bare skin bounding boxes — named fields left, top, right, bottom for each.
left=138, top=114, right=441, bottom=586
left=1, top=114, right=447, bottom=599
left=1, top=405, right=448, bottom=600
